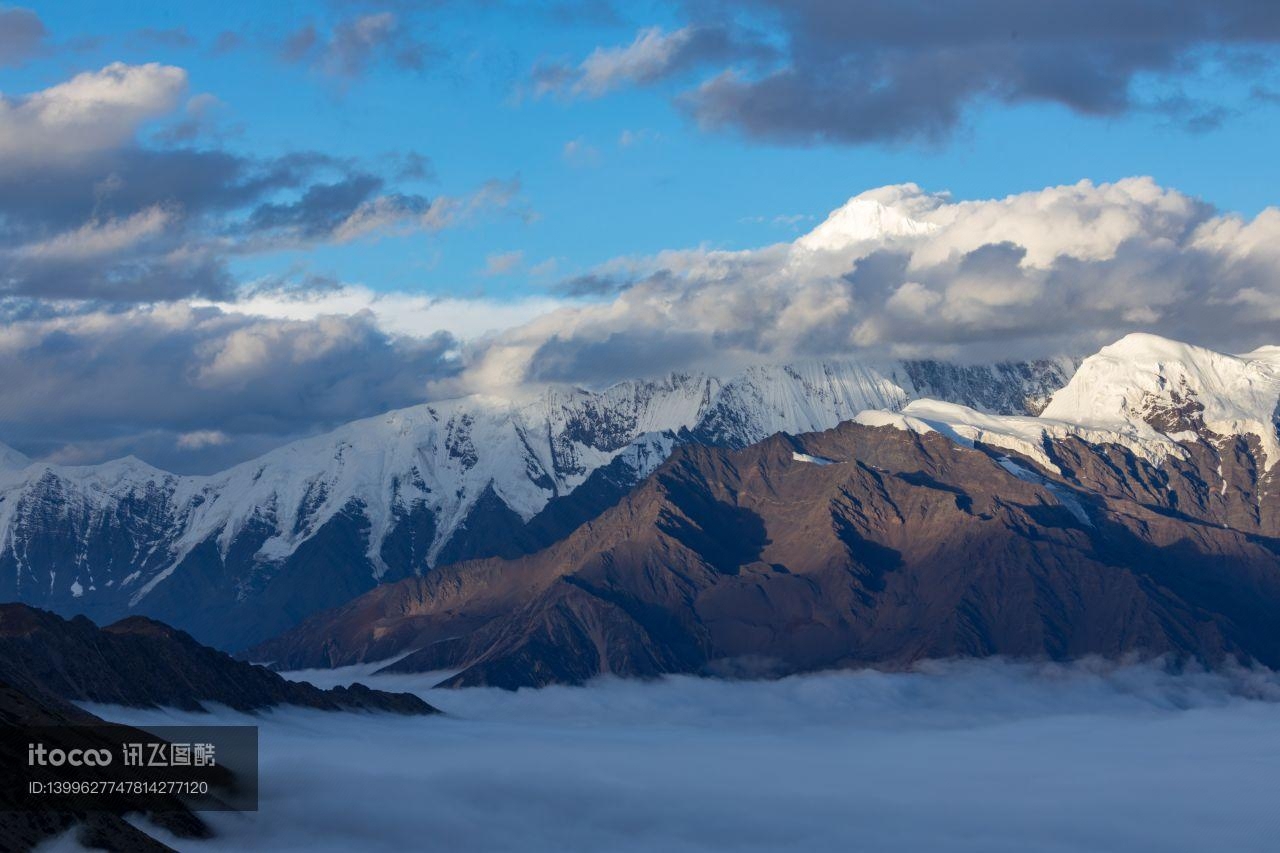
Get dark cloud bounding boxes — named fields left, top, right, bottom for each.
left=0, top=7, right=46, bottom=67
left=0, top=63, right=511, bottom=301
left=389, top=150, right=436, bottom=182
left=527, top=327, right=717, bottom=384
left=562, top=0, right=1280, bottom=144
left=0, top=144, right=356, bottom=300
left=0, top=303, right=461, bottom=473
left=247, top=174, right=387, bottom=240
left=280, top=12, right=441, bottom=77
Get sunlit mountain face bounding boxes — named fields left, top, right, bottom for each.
left=5, top=2, right=1280, bottom=852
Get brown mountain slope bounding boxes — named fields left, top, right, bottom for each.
left=252, top=422, right=1280, bottom=689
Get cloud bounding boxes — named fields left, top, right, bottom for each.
left=153, top=93, right=237, bottom=144
left=0, top=302, right=463, bottom=473
left=547, top=2, right=1280, bottom=145
left=95, top=659, right=1280, bottom=853
left=533, top=24, right=770, bottom=98
left=12, top=176, right=1280, bottom=469
left=454, top=177, right=1280, bottom=388
left=483, top=250, right=524, bottom=276
left=0, top=65, right=523, bottom=301
left=0, top=6, right=46, bottom=66
left=561, top=137, right=601, bottom=167
left=328, top=178, right=527, bottom=243
left=10, top=206, right=175, bottom=262
left=281, top=12, right=438, bottom=78
left=175, top=429, right=229, bottom=450
left=207, top=283, right=566, bottom=342
left=0, top=62, right=187, bottom=167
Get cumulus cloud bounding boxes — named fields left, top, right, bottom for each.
left=93, top=660, right=1280, bottom=853
left=0, top=62, right=187, bottom=166
left=455, top=177, right=1280, bottom=388
left=0, top=64, right=525, bottom=301
left=8, top=175, right=1280, bottom=471
left=202, top=284, right=572, bottom=342
left=546, top=2, right=1280, bottom=145
left=0, top=302, right=461, bottom=473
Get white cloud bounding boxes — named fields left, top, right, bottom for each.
left=454, top=177, right=1280, bottom=388
left=10, top=176, right=1280, bottom=469
left=0, top=301, right=460, bottom=472
left=207, top=285, right=572, bottom=342
left=176, top=429, right=229, bottom=450
left=11, top=205, right=175, bottom=261
left=555, top=26, right=695, bottom=97
left=0, top=62, right=187, bottom=168
left=94, top=659, right=1280, bottom=853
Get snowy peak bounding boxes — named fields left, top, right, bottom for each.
left=795, top=194, right=937, bottom=253
left=0, top=350, right=1079, bottom=639
left=1041, top=333, right=1280, bottom=467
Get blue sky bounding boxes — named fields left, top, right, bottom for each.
left=11, top=0, right=1280, bottom=302
left=5, top=1, right=1280, bottom=469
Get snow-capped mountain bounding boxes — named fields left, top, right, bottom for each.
left=255, top=335, right=1280, bottom=686
left=1040, top=334, right=1280, bottom=468
left=794, top=192, right=938, bottom=252
left=0, top=354, right=1074, bottom=649
left=861, top=334, right=1280, bottom=475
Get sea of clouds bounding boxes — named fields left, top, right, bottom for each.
left=40, top=659, right=1280, bottom=852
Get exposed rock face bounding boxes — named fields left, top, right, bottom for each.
left=0, top=678, right=213, bottom=852
left=0, top=604, right=438, bottom=715
left=252, top=417, right=1280, bottom=689
left=899, top=358, right=1078, bottom=415
left=0, top=357, right=1068, bottom=651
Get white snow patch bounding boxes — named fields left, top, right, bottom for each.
left=791, top=452, right=835, bottom=466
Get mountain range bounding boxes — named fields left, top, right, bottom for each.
left=0, top=354, right=1073, bottom=650
left=251, top=334, right=1280, bottom=686
left=5, top=332, right=1280, bottom=686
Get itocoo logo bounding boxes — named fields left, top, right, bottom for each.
left=27, top=743, right=113, bottom=767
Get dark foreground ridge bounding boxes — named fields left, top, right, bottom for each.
left=0, top=604, right=439, bottom=715
left=253, top=419, right=1280, bottom=689
left=0, top=678, right=213, bottom=852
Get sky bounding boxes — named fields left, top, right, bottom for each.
left=68, top=659, right=1280, bottom=853
left=4, top=1, right=1280, bottom=471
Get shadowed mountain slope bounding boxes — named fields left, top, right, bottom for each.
left=253, top=414, right=1280, bottom=688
